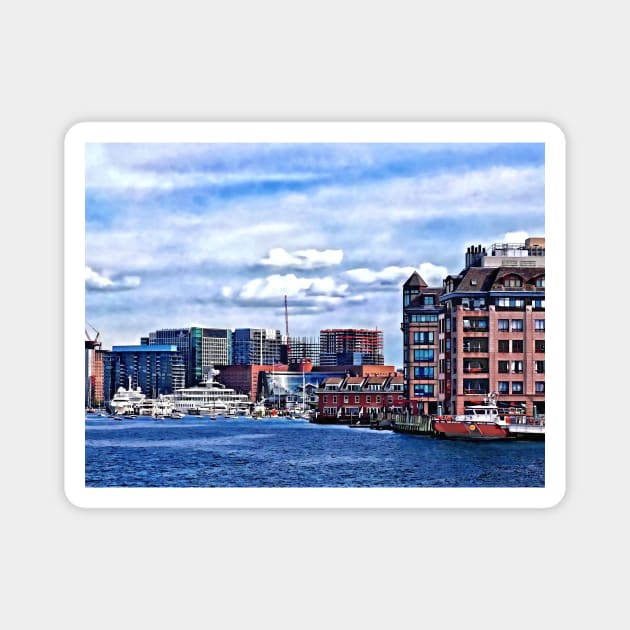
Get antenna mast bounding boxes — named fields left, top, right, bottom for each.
left=284, top=295, right=290, bottom=365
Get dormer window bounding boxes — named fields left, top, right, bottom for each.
left=535, top=276, right=545, bottom=288
left=503, top=274, right=523, bottom=288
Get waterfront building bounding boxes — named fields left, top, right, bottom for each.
left=103, top=344, right=186, bottom=402
left=148, top=327, right=232, bottom=386
left=85, top=339, right=106, bottom=408
left=319, top=328, right=384, bottom=366
left=232, top=328, right=284, bottom=365
left=316, top=372, right=404, bottom=421
left=441, top=238, right=545, bottom=417
left=401, top=238, right=545, bottom=417
left=401, top=273, right=442, bottom=415
left=217, top=364, right=286, bottom=402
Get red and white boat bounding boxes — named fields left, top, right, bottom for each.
left=432, top=393, right=545, bottom=440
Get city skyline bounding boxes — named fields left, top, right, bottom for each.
left=85, top=142, right=545, bottom=367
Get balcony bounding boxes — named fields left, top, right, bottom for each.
left=462, top=343, right=488, bottom=353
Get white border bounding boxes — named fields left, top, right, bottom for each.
left=65, top=122, right=566, bottom=509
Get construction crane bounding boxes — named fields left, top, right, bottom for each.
left=284, top=295, right=290, bottom=365
left=85, top=320, right=102, bottom=350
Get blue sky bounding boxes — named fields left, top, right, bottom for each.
left=85, top=142, right=545, bottom=367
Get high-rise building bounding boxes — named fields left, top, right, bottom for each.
left=319, top=328, right=384, bottom=367
left=232, top=328, right=284, bottom=365
left=401, top=273, right=442, bottom=415
left=103, top=345, right=186, bottom=401
left=402, top=237, right=545, bottom=417
left=285, top=336, right=320, bottom=367
left=85, top=338, right=106, bottom=408
left=148, top=327, right=232, bottom=386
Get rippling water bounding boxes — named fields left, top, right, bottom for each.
left=85, top=415, right=544, bottom=488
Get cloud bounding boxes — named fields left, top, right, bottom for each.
left=85, top=266, right=141, bottom=291
left=345, top=265, right=418, bottom=287
left=344, top=262, right=449, bottom=290
left=259, top=248, right=343, bottom=269
left=234, top=273, right=349, bottom=302
left=503, top=230, right=530, bottom=243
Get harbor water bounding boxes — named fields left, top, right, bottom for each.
left=85, top=415, right=545, bottom=488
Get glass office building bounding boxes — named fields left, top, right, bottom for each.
left=148, top=327, right=232, bottom=386
left=103, top=345, right=186, bottom=400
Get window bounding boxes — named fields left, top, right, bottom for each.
left=498, top=340, right=509, bottom=353
left=512, top=382, right=523, bottom=394
left=463, top=337, right=488, bottom=352
left=503, top=274, right=523, bottom=287
left=413, top=331, right=434, bottom=344
left=463, top=317, right=488, bottom=331
left=366, top=395, right=371, bottom=403
left=535, top=319, right=545, bottom=331
left=498, top=361, right=509, bottom=373
left=414, top=366, right=435, bottom=379
left=332, top=396, right=337, bottom=403
left=414, top=384, right=434, bottom=397
left=536, top=382, right=545, bottom=393
left=535, top=277, right=545, bottom=288
left=533, top=298, right=545, bottom=309
left=536, top=361, right=545, bottom=374
left=376, top=396, right=381, bottom=403
left=410, top=314, right=438, bottom=323
left=354, top=396, right=360, bottom=403
left=424, top=295, right=435, bottom=305
left=535, top=340, right=545, bottom=352
left=497, top=297, right=525, bottom=309
left=512, top=340, right=524, bottom=353
left=498, top=381, right=509, bottom=394
left=463, top=379, right=489, bottom=394
left=323, top=395, right=328, bottom=403
left=498, top=319, right=509, bottom=331
left=414, top=349, right=435, bottom=361
left=512, top=319, right=523, bottom=332
left=512, top=361, right=524, bottom=374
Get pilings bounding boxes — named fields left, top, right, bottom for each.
left=390, top=414, right=435, bottom=436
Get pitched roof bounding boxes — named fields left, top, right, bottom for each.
left=403, top=271, right=428, bottom=288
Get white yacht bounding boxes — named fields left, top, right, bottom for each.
left=109, top=378, right=146, bottom=415
left=173, top=369, right=250, bottom=416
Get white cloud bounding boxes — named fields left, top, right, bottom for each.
left=345, top=265, right=418, bottom=285
left=232, top=273, right=349, bottom=301
left=85, top=266, right=141, bottom=291
left=260, top=248, right=344, bottom=269
left=344, top=263, right=449, bottom=289
left=417, top=262, right=450, bottom=287
left=503, top=230, right=530, bottom=243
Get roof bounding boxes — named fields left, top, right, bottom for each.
left=345, top=377, right=365, bottom=384
left=322, top=377, right=343, bottom=385
left=450, top=266, right=545, bottom=294
left=403, top=271, right=428, bottom=289
left=365, top=376, right=387, bottom=384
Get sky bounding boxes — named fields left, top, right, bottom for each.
left=85, top=142, right=545, bottom=368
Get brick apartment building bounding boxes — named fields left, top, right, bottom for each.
left=403, top=238, right=545, bottom=417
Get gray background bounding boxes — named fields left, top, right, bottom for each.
left=2, top=1, right=625, bottom=628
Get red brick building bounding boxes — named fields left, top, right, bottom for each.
left=402, top=238, right=546, bottom=418
left=317, top=373, right=405, bottom=422
left=217, top=364, right=288, bottom=402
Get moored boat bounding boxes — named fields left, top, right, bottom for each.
left=432, top=393, right=545, bottom=440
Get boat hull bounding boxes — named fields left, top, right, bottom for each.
left=433, top=420, right=512, bottom=440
